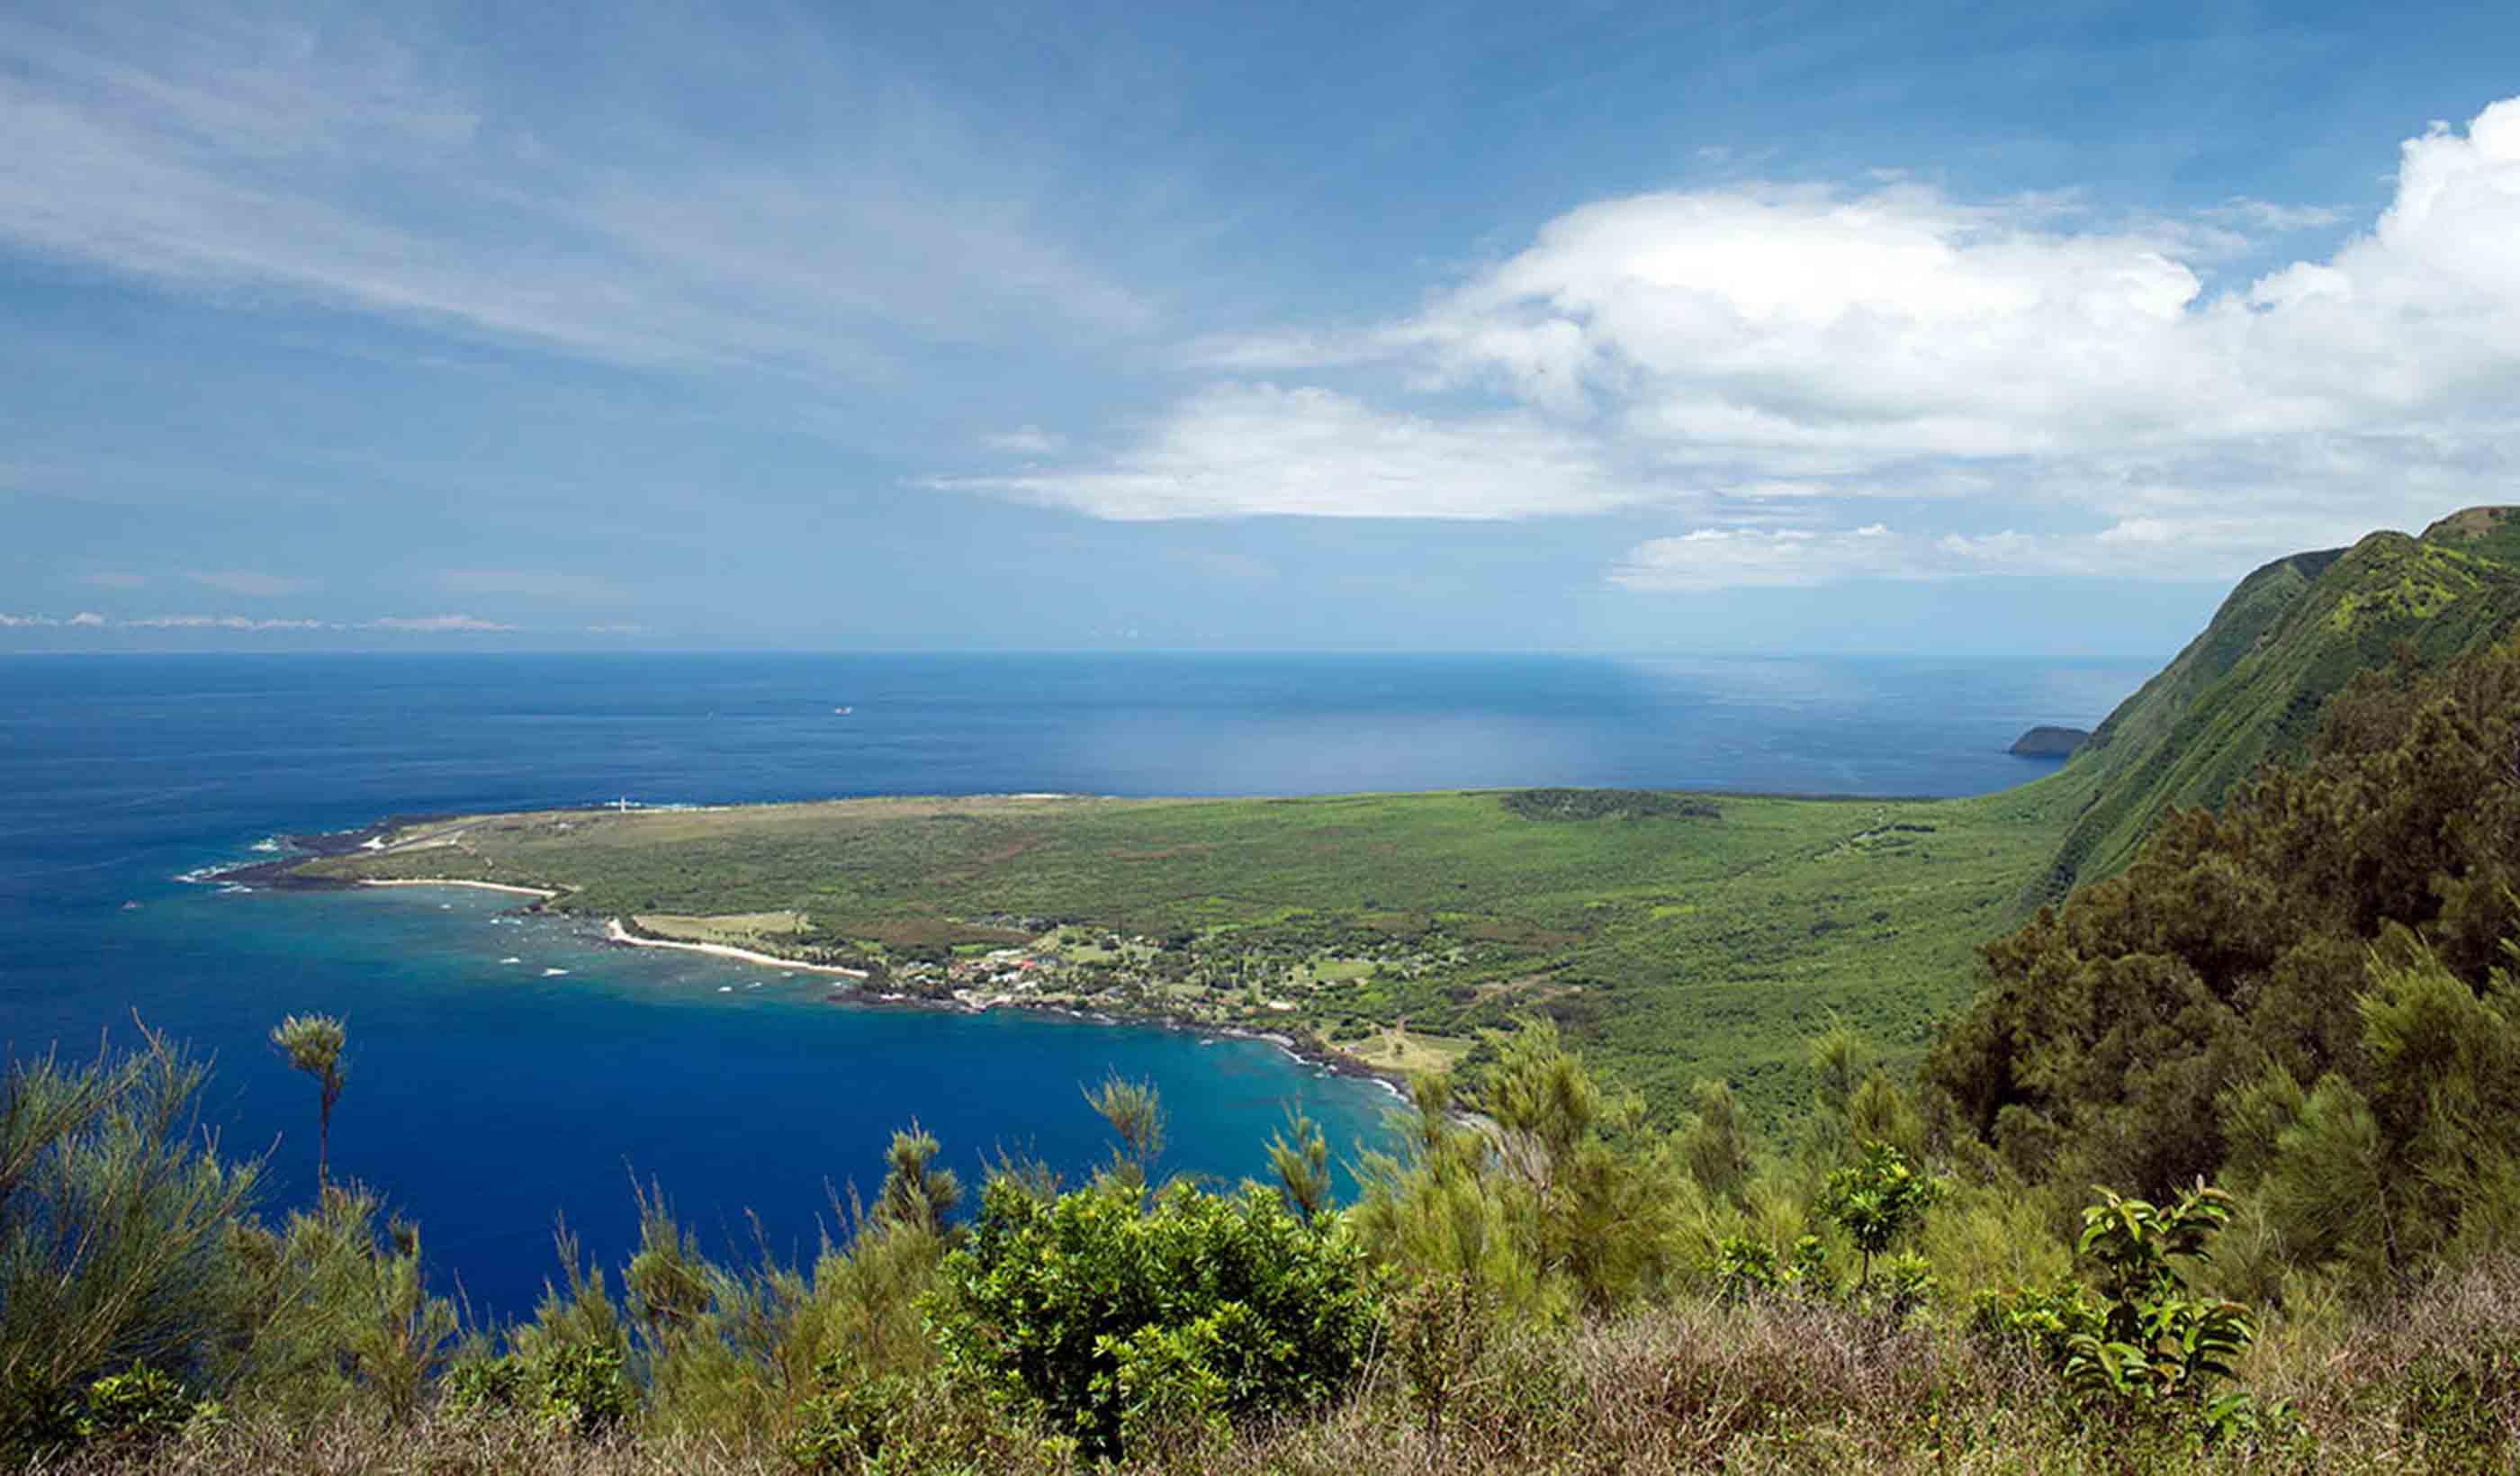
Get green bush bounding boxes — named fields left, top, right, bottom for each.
left=1980, top=1184, right=2290, bottom=1445
left=438, top=1354, right=528, bottom=1418
left=0, top=1030, right=261, bottom=1456
left=537, top=1343, right=632, bottom=1437
left=1816, top=1141, right=1940, bottom=1289
left=438, top=1345, right=630, bottom=1438
left=927, top=1176, right=1375, bottom=1457
left=76, top=1364, right=199, bottom=1447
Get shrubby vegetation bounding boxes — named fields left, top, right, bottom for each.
left=15, top=1010, right=2519, bottom=1470
left=1930, top=634, right=2520, bottom=1297
left=26, top=632, right=2520, bottom=1469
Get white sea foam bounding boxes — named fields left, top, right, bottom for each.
left=176, top=860, right=252, bottom=885
left=250, top=837, right=282, bottom=854
left=542, top=968, right=570, bottom=976
left=499, top=957, right=522, bottom=965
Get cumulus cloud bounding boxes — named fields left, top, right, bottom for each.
left=929, top=382, right=1653, bottom=520
left=1049, top=97, right=2520, bottom=588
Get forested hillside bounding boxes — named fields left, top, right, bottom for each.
left=2024, top=506, right=2520, bottom=902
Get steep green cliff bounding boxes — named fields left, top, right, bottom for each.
left=2023, top=507, right=2520, bottom=904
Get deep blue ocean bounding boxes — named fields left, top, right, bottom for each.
left=0, top=652, right=2151, bottom=1320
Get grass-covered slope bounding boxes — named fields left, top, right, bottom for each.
left=2026, top=506, right=2520, bottom=903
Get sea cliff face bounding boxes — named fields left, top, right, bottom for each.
left=2008, top=725, right=2090, bottom=757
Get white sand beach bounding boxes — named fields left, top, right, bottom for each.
left=605, top=919, right=868, bottom=978
left=360, top=878, right=559, bottom=899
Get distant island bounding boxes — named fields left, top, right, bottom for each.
left=2007, top=724, right=2090, bottom=758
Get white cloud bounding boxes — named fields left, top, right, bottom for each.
left=0, top=609, right=575, bottom=634
left=367, top=614, right=516, bottom=632
left=2207, top=198, right=2346, bottom=234
left=1612, top=525, right=1906, bottom=590
left=185, top=570, right=313, bottom=597
left=1086, top=97, right=2520, bottom=589
left=929, top=382, right=1654, bottom=520
left=0, top=9, right=1152, bottom=382
left=127, top=614, right=333, bottom=630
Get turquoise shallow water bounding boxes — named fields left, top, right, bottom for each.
left=0, top=651, right=2153, bottom=1318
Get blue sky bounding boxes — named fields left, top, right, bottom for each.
left=4, top=1, right=2518, bottom=653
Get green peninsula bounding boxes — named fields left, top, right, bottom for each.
left=288, top=506, right=2520, bottom=1129
left=293, top=786, right=2068, bottom=1124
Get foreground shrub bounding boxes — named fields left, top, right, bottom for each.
left=927, top=1176, right=1375, bottom=1458
left=74, top=1365, right=205, bottom=1450
left=0, top=1030, right=260, bottom=1457
left=787, top=1366, right=1076, bottom=1473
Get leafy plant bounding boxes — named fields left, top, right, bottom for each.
left=439, top=1355, right=527, bottom=1419
left=926, top=1175, right=1374, bottom=1458
left=1713, top=1234, right=1829, bottom=1302
left=2052, top=1184, right=2290, bottom=1442
left=536, top=1343, right=632, bottom=1437
left=1816, top=1141, right=1940, bottom=1287
left=75, top=1364, right=198, bottom=1447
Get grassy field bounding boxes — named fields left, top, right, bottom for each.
left=300, top=782, right=2081, bottom=1127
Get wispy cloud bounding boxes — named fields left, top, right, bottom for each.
left=366, top=614, right=515, bottom=633
left=129, top=614, right=333, bottom=630
left=0, top=7, right=1154, bottom=383
left=0, top=610, right=639, bottom=634
left=76, top=572, right=148, bottom=590
left=930, top=382, right=1657, bottom=520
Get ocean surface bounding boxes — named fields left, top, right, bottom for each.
left=0, top=651, right=2153, bottom=1318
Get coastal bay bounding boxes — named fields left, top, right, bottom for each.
left=280, top=780, right=2088, bottom=1125
left=0, top=651, right=2146, bottom=1319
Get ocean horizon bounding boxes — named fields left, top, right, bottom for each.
left=0, top=650, right=2156, bottom=1318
